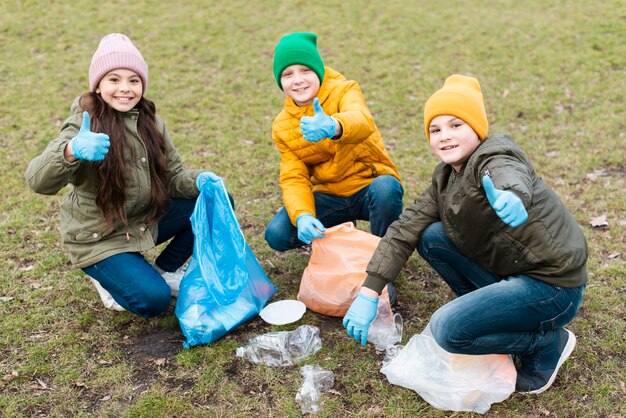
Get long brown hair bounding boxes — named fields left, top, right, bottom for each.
left=78, top=93, right=170, bottom=230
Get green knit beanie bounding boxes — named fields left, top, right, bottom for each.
left=273, top=32, right=325, bottom=90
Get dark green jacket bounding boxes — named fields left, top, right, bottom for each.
left=364, top=134, right=588, bottom=292
left=25, top=99, right=201, bottom=268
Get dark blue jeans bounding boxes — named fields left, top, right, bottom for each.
left=83, top=198, right=197, bottom=317
left=265, top=175, right=403, bottom=251
left=418, top=222, right=585, bottom=357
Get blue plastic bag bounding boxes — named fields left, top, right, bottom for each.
left=175, top=179, right=276, bottom=348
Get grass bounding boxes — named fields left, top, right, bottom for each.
left=1, top=0, right=625, bottom=416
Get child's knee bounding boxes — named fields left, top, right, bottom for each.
left=418, top=222, right=441, bottom=256
left=264, top=224, right=288, bottom=251
left=370, top=176, right=402, bottom=200
left=134, top=289, right=171, bottom=318
left=429, top=306, right=468, bottom=353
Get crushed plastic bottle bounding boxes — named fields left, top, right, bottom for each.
left=295, top=365, right=334, bottom=415
left=368, top=305, right=403, bottom=353
left=235, top=325, right=322, bottom=367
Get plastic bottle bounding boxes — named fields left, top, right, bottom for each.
left=295, top=365, right=334, bottom=414
left=235, top=325, right=322, bottom=367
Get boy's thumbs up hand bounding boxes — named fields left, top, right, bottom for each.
left=70, top=111, right=110, bottom=161
left=300, top=98, right=337, bottom=142
left=482, top=175, right=528, bottom=227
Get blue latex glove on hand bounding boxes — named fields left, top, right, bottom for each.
left=196, top=172, right=221, bottom=190
left=343, top=291, right=379, bottom=346
left=71, top=112, right=110, bottom=161
left=482, top=175, right=528, bottom=227
left=300, top=98, right=337, bottom=142
left=295, top=214, right=325, bottom=244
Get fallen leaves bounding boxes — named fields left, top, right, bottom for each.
left=589, top=214, right=609, bottom=228
left=148, top=357, right=168, bottom=367
left=3, top=370, right=19, bottom=382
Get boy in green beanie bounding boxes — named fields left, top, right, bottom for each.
left=265, top=32, right=403, bottom=261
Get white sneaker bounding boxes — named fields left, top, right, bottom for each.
left=89, top=277, right=126, bottom=311
left=152, top=263, right=186, bottom=297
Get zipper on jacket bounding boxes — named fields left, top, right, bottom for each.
left=482, top=169, right=491, bottom=188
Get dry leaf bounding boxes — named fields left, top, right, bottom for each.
left=538, top=406, right=551, bottom=415
left=100, top=395, right=112, bottom=401
left=589, top=214, right=608, bottom=228
left=0, top=297, right=14, bottom=302
left=36, top=378, right=49, bottom=390
left=608, top=252, right=621, bottom=259
left=367, top=405, right=384, bottom=414
left=501, top=89, right=510, bottom=98
left=149, top=357, right=167, bottom=366
left=3, top=370, right=19, bottom=382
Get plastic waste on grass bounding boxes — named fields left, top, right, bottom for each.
left=259, top=300, right=306, bottom=325
left=295, top=365, right=334, bottom=415
left=236, top=325, right=322, bottom=367
left=380, top=324, right=516, bottom=414
left=367, top=299, right=403, bottom=352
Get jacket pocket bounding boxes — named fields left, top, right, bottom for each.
left=61, top=190, right=115, bottom=244
left=489, top=231, right=538, bottom=275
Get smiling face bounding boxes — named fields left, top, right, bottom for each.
left=428, top=115, right=481, bottom=172
left=96, top=69, right=143, bottom=112
left=280, top=64, right=320, bottom=106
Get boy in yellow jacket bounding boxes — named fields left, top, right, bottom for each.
left=265, top=32, right=403, bottom=254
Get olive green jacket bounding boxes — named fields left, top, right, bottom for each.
left=25, top=100, right=201, bottom=268
left=364, top=134, right=588, bottom=292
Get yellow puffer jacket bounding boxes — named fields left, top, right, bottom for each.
left=272, top=67, right=401, bottom=225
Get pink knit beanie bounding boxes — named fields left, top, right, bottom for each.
left=88, top=33, right=148, bottom=93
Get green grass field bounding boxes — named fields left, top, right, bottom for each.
left=1, top=0, right=625, bottom=416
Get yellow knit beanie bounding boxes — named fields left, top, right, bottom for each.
left=423, top=74, right=489, bottom=140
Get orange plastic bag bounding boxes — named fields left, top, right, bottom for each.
left=298, top=222, right=390, bottom=317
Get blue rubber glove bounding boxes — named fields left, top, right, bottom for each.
left=343, top=291, right=379, bottom=346
left=70, top=111, right=110, bottom=161
left=196, top=171, right=221, bottom=190
left=482, top=175, right=528, bottom=227
left=295, top=214, right=325, bottom=244
left=300, top=98, right=337, bottom=142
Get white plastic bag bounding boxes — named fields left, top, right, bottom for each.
left=380, top=324, right=516, bottom=414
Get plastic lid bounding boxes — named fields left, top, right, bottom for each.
left=259, top=300, right=307, bottom=325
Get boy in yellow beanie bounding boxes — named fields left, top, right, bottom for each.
left=343, top=74, right=588, bottom=395
left=265, top=32, right=403, bottom=258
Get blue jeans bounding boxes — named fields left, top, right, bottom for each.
left=418, top=222, right=585, bottom=357
left=265, top=175, right=403, bottom=251
left=83, top=198, right=198, bottom=317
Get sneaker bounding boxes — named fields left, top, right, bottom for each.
left=152, top=263, right=186, bottom=297
left=89, top=277, right=125, bottom=311
left=516, top=328, right=576, bottom=394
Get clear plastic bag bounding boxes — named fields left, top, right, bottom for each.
left=295, top=365, right=334, bottom=415
left=235, top=325, right=322, bottom=367
left=298, top=222, right=391, bottom=316
left=175, top=179, right=276, bottom=348
left=380, top=324, right=517, bottom=414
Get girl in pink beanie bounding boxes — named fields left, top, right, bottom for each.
left=25, top=33, right=224, bottom=317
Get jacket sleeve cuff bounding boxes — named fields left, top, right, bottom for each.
left=363, top=273, right=388, bottom=295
